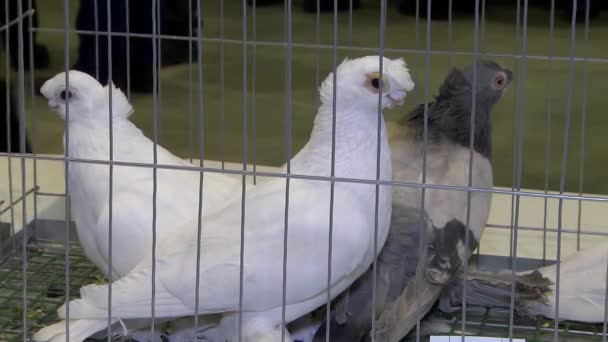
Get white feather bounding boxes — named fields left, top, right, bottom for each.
left=532, top=242, right=607, bottom=322
left=40, top=70, right=248, bottom=279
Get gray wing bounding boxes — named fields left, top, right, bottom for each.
left=311, top=204, right=430, bottom=342
left=372, top=219, right=473, bottom=342
left=439, top=270, right=552, bottom=315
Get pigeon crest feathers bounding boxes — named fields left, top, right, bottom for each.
left=40, top=70, right=134, bottom=121
left=318, top=56, right=414, bottom=112
left=103, top=81, right=134, bottom=119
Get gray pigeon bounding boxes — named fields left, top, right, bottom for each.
left=304, top=60, right=513, bottom=342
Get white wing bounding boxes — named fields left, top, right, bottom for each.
left=62, top=179, right=375, bottom=320
left=535, top=242, right=607, bottom=322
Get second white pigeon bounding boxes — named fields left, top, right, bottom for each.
left=40, top=71, right=248, bottom=280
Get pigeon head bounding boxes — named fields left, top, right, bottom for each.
left=439, top=60, right=512, bottom=114
left=319, top=56, right=415, bottom=112
left=463, top=60, right=512, bottom=107
left=40, top=70, right=133, bottom=122
left=432, top=60, right=512, bottom=159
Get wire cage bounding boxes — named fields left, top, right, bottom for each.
left=1, top=0, right=607, bottom=341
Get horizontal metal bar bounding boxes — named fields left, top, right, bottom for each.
left=0, top=187, right=38, bottom=216
left=0, top=9, right=34, bottom=34
left=486, top=222, right=608, bottom=237
left=35, top=192, right=65, bottom=198
left=31, top=27, right=608, bottom=64
left=2, top=152, right=607, bottom=202
left=451, top=313, right=603, bottom=337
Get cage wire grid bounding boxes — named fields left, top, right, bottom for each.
left=0, top=0, right=606, bottom=342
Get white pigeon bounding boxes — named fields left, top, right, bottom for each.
left=33, top=56, right=414, bottom=342
left=289, top=61, right=512, bottom=342
left=441, top=241, right=607, bottom=323
left=40, top=71, right=247, bottom=280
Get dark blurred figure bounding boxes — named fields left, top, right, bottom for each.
left=0, top=81, right=31, bottom=153
left=246, top=0, right=360, bottom=12
left=247, top=0, right=284, bottom=7
left=162, top=1, right=197, bottom=67
left=0, top=0, right=50, bottom=72
left=74, top=0, right=174, bottom=93
left=400, top=0, right=602, bottom=20
left=303, top=0, right=360, bottom=12
left=558, top=0, right=601, bottom=20
left=398, top=0, right=476, bottom=19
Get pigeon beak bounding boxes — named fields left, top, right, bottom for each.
left=386, top=90, right=406, bottom=107
left=505, top=69, right=513, bottom=83
left=48, top=99, right=59, bottom=110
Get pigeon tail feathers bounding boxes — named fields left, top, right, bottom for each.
left=32, top=319, right=115, bottom=342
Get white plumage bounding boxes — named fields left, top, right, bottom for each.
left=33, top=56, right=414, bottom=342
left=534, top=243, right=607, bottom=322
left=40, top=71, right=247, bottom=280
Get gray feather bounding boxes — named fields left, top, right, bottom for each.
left=311, top=205, right=430, bottom=342
left=369, top=60, right=512, bottom=342
left=405, top=59, right=513, bottom=160
left=438, top=270, right=553, bottom=316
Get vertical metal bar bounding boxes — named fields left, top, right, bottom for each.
left=554, top=1, right=578, bottom=340
left=157, top=0, right=162, bottom=142
left=447, top=0, right=452, bottom=68
left=415, top=0, right=432, bottom=340
left=280, top=2, right=293, bottom=341
left=371, top=2, right=387, bottom=341
left=414, top=0, right=420, bottom=66
left=150, top=0, right=160, bottom=335
left=238, top=0, right=248, bottom=340
left=603, top=257, right=608, bottom=342
left=542, top=0, right=556, bottom=264
left=16, top=0, right=28, bottom=339
left=252, top=0, right=257, bottom=184
left=125, top=0, right=131, bottom=100
left=188, top=0, right=194, bottom=162
left=461, top=0, right=481, bottom=340
left=315, top=0, right=320, bottom=109
left=508, top=1, right=528, bottom=340
left=576, top=0, right=590, bottom=251
left=193, top=0, right=205, bottom=337
left=106, top=0, right=115, bottom=340
left=94, top=0, right=99, bottom=79
left=4, top=0, right=16, bottom=255
left=348, top=0, right=353, bottom=57
left=324, top=1, right=338, bottom=340
left=27, top=0, right=38, bottom=240
left=508, top=0, right=521, bottom=267
left=220, top=0, right=226, bottom=169
left=480, top=0, right=486, bottom=54
left=475, top=0, right=486, bottom=256
left=62, top=0, right=72, bottom=338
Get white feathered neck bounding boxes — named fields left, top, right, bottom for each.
left=101, top=82, right=134, bottom=119
left=289, top=102, right=391, bottom=181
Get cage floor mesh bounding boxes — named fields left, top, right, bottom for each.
left=0, top=242, right=106, bottom=342
left=431, top=307, right=606, bottom=342
left=0, top=241, right=604, bottom=342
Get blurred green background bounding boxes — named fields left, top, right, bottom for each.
left=10, top=0, right=608, bottom=194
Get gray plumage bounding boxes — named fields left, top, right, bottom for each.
left=441, top=242, right=606, bottom=323
left=303, top=60, right=512, bottom=342
left=310, top=205, right=431, bottom=342
left=439, top=270, right=552, bottom=315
